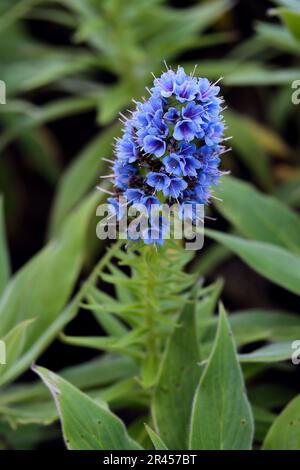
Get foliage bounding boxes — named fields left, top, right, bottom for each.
left=0, top=0, right=300, bottom=451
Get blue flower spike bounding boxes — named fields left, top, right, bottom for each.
left=100, top=64, right=228, bottom=245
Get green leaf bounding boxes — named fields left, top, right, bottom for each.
left=263, top=394, right=300, bottom=450
left=49, top=125, right=119, bottom=236
left=256, top=22, right=300, bottom=55
left=215, top=176, right=300, bottom=254
left=145, top=424, right=168, bottom=450
left=148, top=0, right=232, bottom=59
left=239, top=342, right=293, bottom=363
left=196, top=279, right=223, bottom=341
left=189, top=306, right=254, bottom=450
left=60, top=330, right=145, bottom=360
left=0, top=319, right=34, bottom=378
left=97, top=83, right=134, bottom=125
left=0, top=354, right=137, bottom=406
left=274, top=7, right=300, bottom=41
left=206, top=230, right=300, bottom=296
left=225, top=112, right=271, bottom=189
left=152, top=296, right=200, bottom=449
left=190, top=243, right=231, bottom=277
left=0, top=378, right=145, bottom=427
left=0, top=193, right=100, bottom=386
left=33, top=366, right=142, bottom=450
left=274, top=173, right=300, bottom=208
left=0, top=355, right=138, bottom=426
left=85, top=287, right=128, bottom=337
left=0, top=96, right=98, bottom=152
left=0, top=0, right=43, bottom=34
left=0, top=192, right=99, bottom=338
left=202, top=309, right=300, bottom=359
left=0, top=196, right=10, bottom=296
left=212, top=309, right=300, bottom=345
left=3, top=51, right=95, bottom=94
left=225, top=65, right=300, bottom=86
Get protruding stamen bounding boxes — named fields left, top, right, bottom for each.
left=96, top=186, right=114, bottom=196
left=191, top=64, right=198, bottom=77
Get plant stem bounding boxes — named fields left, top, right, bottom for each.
left=141, top=247, right=160, bottom=385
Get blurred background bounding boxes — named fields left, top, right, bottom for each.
left=0, top=0, right=300, bottom=446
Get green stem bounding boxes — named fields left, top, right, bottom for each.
left=141, top=247, right=160, bottom=384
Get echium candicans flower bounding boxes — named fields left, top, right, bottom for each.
left=99, top=65, right=229, bottom=244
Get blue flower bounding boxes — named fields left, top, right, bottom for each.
left=116, top=135, right=138, bottom=163
left=125, top=188, right=145, bottom=204
left=143, top=135, right=166, bottom=157
left=113, top=161, right=137, bottom=189
left=154, top=70, right=176, bottom=98
left=147, top=172, right=170, bottom=191
left=181, top=156, right=202, bottom=177
left=142, top=215, right=169, bottom=246
left=197, top=78, right=220, bottom=102
left=205, top=121, right=224, bottom=146
left=182, top=102, right=204, bottom=125
left=105, top=64, right=228, bottom=245
left=164, top=107, right=180, bottom=123
left=173, top=120, right=197, bottom=142
left=163, top=177, right=188, bottom=199
left=175, top=79, right=198, bottom=103
left=163, top=154, right=183, bottom=176
left=107, top=197, right=125, bottom=220
left=142, top=195, right=161, bottom=212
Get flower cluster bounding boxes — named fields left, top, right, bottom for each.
left=103, top=66, right=227, bottom=244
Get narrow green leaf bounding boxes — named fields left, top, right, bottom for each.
left=0, top=377, right=145, bottom=427
left=97, top=83, right=134, bottom=125
left=3, top=51, right=95, bottom=94
left=152, top=296, right=200, bottom=449
left=0, top=96, right=98, bottom=152
left=49, top=125, right=119, bottom=236
left=60, top=329, right=145, bottom=359
left=263, top=394, right=300, bottom=450
left=274, top=7, right=300, bottom=41
left=274, top=173, right=300, bottom=208
left=206, top=230, right=300, bottom=296
left=145, top=424, right=168, bottom=450
left=196, top=279, right=223, bottom=341
left=225, top=65, right=300, bottom=86
left=0, top=0, right=43, bottom=33
left=189, top=306, right=254, bottom=450
left=205, top=309, right=300, bottom=347
left=239, top=342, right=293, bottom=363
left=0, top=193, right=100, bottom=386
left=0, top=355, right=137, bottom=407
left=0, top=240, right=126, bottom=386
left=0, top=192, right=99, bottom=339
left=148, top=0, right=232, bottom=58
left=256, top=22, right=300, bottom=55
left=0, top=319, right=34, bottom=378
left=225, top=112, right=271, bottom=189
left=0, top=196, right=10, bottom=296
left=33, top=366, right=142, bottom=450
left=215, top=176, right=300, bottom=254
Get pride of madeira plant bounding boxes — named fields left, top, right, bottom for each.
left=31, top=67, right=255, bottom=450
left=1, top=0, right=300, bottom=453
